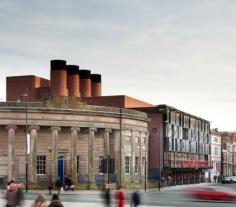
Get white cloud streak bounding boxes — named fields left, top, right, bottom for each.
left=0, top=0, right=236, bottom=130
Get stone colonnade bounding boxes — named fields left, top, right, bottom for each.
left=5, top=125, right=148, bottom=188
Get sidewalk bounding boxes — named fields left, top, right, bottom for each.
left=0, top=199, right=168, bottom=207
left=150, top=182, right=211, bottom=192
left=22, top=182, right=211, bottom=195
left=0, top=183, right=211, bottom=207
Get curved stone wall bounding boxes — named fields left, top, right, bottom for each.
left=0, top=103, right=148, bottom=189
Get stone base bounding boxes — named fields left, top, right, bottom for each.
left=87, top=182, right=98, bottom=190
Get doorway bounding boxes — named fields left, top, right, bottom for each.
left=58, top=156, right=64, bottom=186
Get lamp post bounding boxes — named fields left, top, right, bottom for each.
left=220, top=135, right=224, bottom=183
left=144, top=132, right=148, bottom=192
left=19, top=89, right=29, bottom=192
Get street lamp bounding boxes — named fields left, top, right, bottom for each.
left=144, top=133, right=149, bottom=192
left=18, top=89, right=29, bottom=192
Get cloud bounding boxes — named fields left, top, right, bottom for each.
left=1, top=0, right=236, bottom=130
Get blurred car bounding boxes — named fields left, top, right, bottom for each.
left=230, top=176, right=236, bottom=183
left=186, top=186, right=236, bottom=201
left=222, top=176, right=233, bottom=184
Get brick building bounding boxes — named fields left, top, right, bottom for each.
left=221, top=132, right=236, bottom=177
left=2, top=59, right=150, bottom=189
left=81, top=96, right=212, bottom=186
left=4, top=59, right=212, bottom=188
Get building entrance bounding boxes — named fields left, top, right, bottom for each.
left=58, top=156, right=64, bottom=186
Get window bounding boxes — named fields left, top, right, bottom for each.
left=183, top=128, right=188, bottom=140
left=77, top=156, right=80, bottom=174
left=0, top=156, right=7, bottom=176
left=143, top=137, right=146, bottom=144
left=134, top=157, right=139, bottom=174
left=125, top=156, right=130, bottom=174
left=36, top=155, right=46, bottom=175
left=98, top=156, right=104, bottom=173
left=215, top=147, right=218, bottom=156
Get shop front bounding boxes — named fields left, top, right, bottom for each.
left=164, top=160, right=210, bottom=185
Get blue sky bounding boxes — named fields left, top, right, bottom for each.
left=1, top=0, right=236, bottom=131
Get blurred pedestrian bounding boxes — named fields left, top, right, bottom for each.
left=5, top=183, right=18, bottom=207
left=31, top=194, right=47, bottom=207
left=48, top=178, right=53, bottom=195
left=64, top=176, right=74, bottom=191
left=131, top=191, right=140, bottom=207
left=115, top=186, right=125, bottom=207
left=55, top=177, right=62, bottom=195
left=167, top=176, right=172, bottom=186
left=48, top=194, right=64, bottom=207
left=102, top=183, right=110, bottom=207
left=16, top=183, right=25, bottom=207
left=213, top=175, right=217, bottom=183
left=6, top=180, right=15, bottom=191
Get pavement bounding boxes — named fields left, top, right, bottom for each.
left=0, top=183, right=212, bottom=207
left=22, top=182, right=211, bottom=195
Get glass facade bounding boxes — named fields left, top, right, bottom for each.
left=163, top=108, right=211, bottom=185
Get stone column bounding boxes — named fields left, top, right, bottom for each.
left=88, top=128, right=96, bottom=189
left=51, top=126, right=61, bottom=182
left=139, top=132, right=143, bottom=183
left=29, top=126, right=40, bottom=183
left=120, top=129, right=125, bottom=187
left=131, top=130, right=135, bottom=183
left=71, top=127, right=80, bottom=184
left=6, top=125, right=17, bottom=181
left=104, top=128, right=111, bottom=183
left=144, top=132, right=149, bottom=188
left=114, top=130, right=121, bottom=185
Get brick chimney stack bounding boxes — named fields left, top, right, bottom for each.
left=66, top=65, right=80, bottom=97
left=50, top=60, right=68, bottom=97
left=91, top=74, right=102, bottom=97
left=79, top=70, right=91, bottom=97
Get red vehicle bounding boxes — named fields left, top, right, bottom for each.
left=186, top=186, right=236, bottom=201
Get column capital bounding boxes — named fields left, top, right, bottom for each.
left=89, top=127, right=97, bottom=132
left=50, top=126, right=61, bottom=131
left=104, top=128, right=112, bottom=133
left=6, top=125, right=17, bottom=131
left=29, top=125, right=40, bottom=131
left=71, top=127, right=80, bottom=132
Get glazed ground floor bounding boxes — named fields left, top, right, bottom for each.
left=162, top=168, right=210, bottom=186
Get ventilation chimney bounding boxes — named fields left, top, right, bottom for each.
left=79, top=70, right=91, bottom=97
left=66, top=65, right=80, bottom=97
left=50, top=60, right=68, bottom=97
left=91, top=74, right=102, bottom=97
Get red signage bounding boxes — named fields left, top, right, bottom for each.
left=181, top=160, right=208, bottom=168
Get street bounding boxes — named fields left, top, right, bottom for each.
left=2, top=183, right=236, bottom=207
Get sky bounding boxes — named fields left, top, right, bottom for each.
left=0, top=0, right=236, bottom=131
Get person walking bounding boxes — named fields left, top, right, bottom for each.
left=102, top=183, right=110, bottom=207
left=48, top=178, right=53, bottom=195
left=5, top=183, right=18, bottom=207
left=48, top=194, right=64, bottom=207
left=55, top=177, right=62, bottom=195
left=131, top=191, right=140, bottom=207
left=115, top=186, right=125, bottom=207
left=213, top=175, right=217, bottom=183
left=16, top=183, right=25, bottom=207
left=31, top=194, right=47, bottom=207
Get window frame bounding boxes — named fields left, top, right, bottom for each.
left=125, top=156, right=130, bottom=174
left=36, top=155, right=46, bottom=175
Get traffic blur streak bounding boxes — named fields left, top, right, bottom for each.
left=184, top=186, right=236, bottom=202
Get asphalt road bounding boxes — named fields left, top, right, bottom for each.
left=2, top=183, right=236, bottom=207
